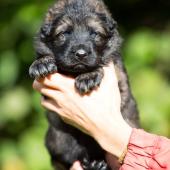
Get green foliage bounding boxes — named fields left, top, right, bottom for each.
left=123, top=29, right=170, bottom=136
left=0, top=51, right=19, bottom=88
left=0, top=1, right=170, bottom=170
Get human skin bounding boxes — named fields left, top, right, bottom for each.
left=33, top=63, right=132, bottom=168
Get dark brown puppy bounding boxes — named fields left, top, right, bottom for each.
left=29, top=0, right=139, bottom=169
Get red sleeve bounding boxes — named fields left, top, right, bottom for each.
left=120, top=128, right=170, bottom=170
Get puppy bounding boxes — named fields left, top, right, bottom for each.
left=29, top=0, right=140, bottom=169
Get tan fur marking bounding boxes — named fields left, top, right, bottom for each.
left=54, top=17, right=72, bottom=35
left=87, top=18, right=106, bottom=35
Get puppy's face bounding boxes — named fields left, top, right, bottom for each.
left=41, top=0, right=120, bottom=73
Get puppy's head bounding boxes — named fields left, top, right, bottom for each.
left=40, top=0, right=121, bottom=73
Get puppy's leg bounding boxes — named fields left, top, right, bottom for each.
left=46, top=112, right=90, bottom=170
left=46, top=126, right=89, bottom=170
left=29, top=57, right=57, bottom=79
left=75, top=68, right=104, bottom=94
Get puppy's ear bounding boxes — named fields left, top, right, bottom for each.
left=40, top=13, right=63, bottom=41
left=105, top=17, right=117, bottom=33
left=97, top=13, right=117, bottom=34
left=40, top=6, right=55, bottom=40
left=106, top=18, right=117, bottom=33
left=40, top=0, right=66, bottom=41
left=40, top=23, right=53, bottom=40
left=92, top=0, right=117, bottom=33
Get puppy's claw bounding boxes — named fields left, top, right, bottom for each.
left=82, top=160, right=110, bottom=170
left=75, top=70, right=103, bottom=94
left=81, top=158, right=90, bottom=169
left=29, top=59, right=57, bottom=79
left=90, top=160, right=109, bottom=170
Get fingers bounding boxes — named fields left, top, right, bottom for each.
left=33, top=80, right=64, bottom=101
left=41, top=97, right=89, bottom=135
left=41, top=73, right=75, bottom=91
left=70, top=161, right=83, bottom=170
left=33, top=80, right=45, bottom=91
left=41, top=97, right=60, bottom=113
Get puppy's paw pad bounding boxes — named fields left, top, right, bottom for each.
left=29, top=59, right=57, bottom=79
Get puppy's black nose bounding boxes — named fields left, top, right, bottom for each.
left=76, top=49, right=87, bottom=58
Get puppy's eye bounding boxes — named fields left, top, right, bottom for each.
left=90, top=31, right=103, bottom=41
left=95, top=34, right=102, bottom=43
left=55, top=29, right=72, bottom=42
left=63, top=30, right=72, bottom=35
left=53, top=32, right=67, bottom=46
left=90, top=31, right=98, bottom=38
left=57, top=33, right=66, bottom=42
left=91, top=32, right=103, bottom=45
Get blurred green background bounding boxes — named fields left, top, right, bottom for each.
left=0, top=0, right=170, bottom=170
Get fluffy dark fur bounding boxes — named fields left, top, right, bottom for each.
left=29, top=0, right=140, bottom=169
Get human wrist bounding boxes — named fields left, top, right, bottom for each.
left=94, top=118, right=132, bottom=158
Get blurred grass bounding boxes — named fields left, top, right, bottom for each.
left=0, top=0, right=170, bottom=170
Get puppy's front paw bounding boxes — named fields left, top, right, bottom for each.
left=82, top=160, right=110, bottom=170
left=29, top=58, right=57, bottom=79
left=75, top=69, right=104, bottom=94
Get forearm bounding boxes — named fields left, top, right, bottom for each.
left=120, top=129, right=170, bottom=170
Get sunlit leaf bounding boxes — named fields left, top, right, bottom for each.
left=0, top=87, right=31, bottom=124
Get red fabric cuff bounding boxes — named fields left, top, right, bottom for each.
left=120, top=128, right=170, bottom=170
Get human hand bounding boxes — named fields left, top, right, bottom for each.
left=70, top=161, right=83, bottom=170
left=33, top=63, right=132, bottom=157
